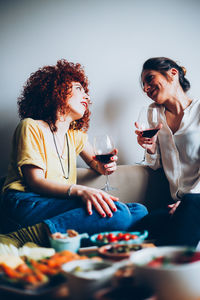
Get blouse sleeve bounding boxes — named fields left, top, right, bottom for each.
left=145, top=141, right=162, bottom=170
left=14, top=119, right=46, bottom=177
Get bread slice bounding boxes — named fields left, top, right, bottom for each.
left=0, top=255, right=24, bottom=268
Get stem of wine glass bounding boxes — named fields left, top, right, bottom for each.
left=135, top=149, right=147, bottom=165
left=104, top=174, right=110, bottom=191
left=142, top=149, right=147, bottom=163
left=101, top=171, right=117, bottom=191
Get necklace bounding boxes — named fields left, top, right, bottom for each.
left=49, top=125, right=70, bottom=180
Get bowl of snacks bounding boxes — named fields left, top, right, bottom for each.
left=98, top=243, right=155, bottom=260
left=62, top=259, right=126, bottom=300
left=130, top=246, right=200, bottom=300
left=49, top=230, right=89, bottom=252
left=90, top=231, right=148, bottom=246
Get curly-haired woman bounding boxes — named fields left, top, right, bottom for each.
left=1, top=59, right=147, bottom=247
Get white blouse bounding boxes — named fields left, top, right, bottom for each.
left=146, top=100, right=200, bottom=200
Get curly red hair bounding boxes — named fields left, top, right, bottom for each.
left=18, top=59, right=90, bottom=132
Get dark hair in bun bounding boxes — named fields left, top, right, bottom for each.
left=141, top=57, right=190, bottom=92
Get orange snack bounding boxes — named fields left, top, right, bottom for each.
left=16, top=263, right=32, bottom=274
left=1, top=263, right=22, bottom=279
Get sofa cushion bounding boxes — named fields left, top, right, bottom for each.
left=77, top=165, right=171, bottom=211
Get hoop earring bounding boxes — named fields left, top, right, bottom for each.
left=71, top=121, right=77, bottom=129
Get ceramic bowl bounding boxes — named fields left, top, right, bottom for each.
left=98, top=243, right=155, bottom=260
left=49, top=233, right=89, bottom=252
left=98, top=243, right=143, bottom=260
left=62, top=259, right=127, bottom=300
left=130, top=246, right=200, bottom=300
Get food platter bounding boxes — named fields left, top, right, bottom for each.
left=0, top=248, right=85, bottom=297
left=0, top=273, right=67, bottom=296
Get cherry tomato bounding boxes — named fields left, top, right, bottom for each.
left=109, top=236, right=117, bottom=243
left=97, top=234, right=103, bottom=241
left=116, top=233, right=124, bottom=240
left=107, top=233, right=117, bottom=243
left=123, top=234, right=131, bottom=241
left=107, top=233, right=115, bottom=239
left=131, top=234, right=139, bottom=240
left=147, top=256, right=164, bottom=267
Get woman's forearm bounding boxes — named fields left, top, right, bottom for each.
left=22, top=165, right=73, bottom=198
left=88, top=159, right=103, bottom=174
left=26, top=177, right=73, bottom=198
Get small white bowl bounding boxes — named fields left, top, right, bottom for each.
left=49, top=233, right=88, bottom=252
left=62, top=259, right=127, bottom=300
left=130, top=246, right=200, bottom=300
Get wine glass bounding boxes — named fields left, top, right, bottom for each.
left=93, top=134, right=117, bottom=191
left=136, top=106, right=160, bottom=165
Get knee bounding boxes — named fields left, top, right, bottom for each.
left=115, top=202, right=133, bottom=219
left=108, top=202, right=147, bottom=231
left=132, top=203, right=148, bottom=218
left=116, top=201, right=147, bottom=213
left=124, top=202, right=148, bottom=218
left=100, top=203, right=129, bottom=231
left=117, top=202, right=148, bottom=229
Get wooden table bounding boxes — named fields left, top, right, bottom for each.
left=0, top=284, right=69, bottom=300
left=0, top=278, right=158, bottom=300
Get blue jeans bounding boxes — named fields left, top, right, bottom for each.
left=2, top=190, right=148, bottom=234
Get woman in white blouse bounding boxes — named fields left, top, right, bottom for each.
left=135, top=57, right=200, bottom=246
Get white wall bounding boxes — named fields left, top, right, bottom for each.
left=1, top=0, right=200, bottom=176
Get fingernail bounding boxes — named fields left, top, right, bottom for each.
left=102, top=213, right=106, bottom=218
left=108, top=213, right=112, bottom=217
left=113, top=208, right=117, bottom=212
left=89, top=211, right=92, bottom=215
left=111, top=157, right=114, bottom=160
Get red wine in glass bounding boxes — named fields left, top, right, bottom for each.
left=95, top=153, right=113, bottom=163
left=93, top=134, right=117, bottom=191
left=142, top=128, right=160, bottom=138
left=136, top=106, right=160, bottom=165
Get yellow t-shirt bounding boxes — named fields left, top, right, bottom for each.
left=3, top=118, right=88, bottom=192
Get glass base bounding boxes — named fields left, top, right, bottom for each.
left=101, top=184, right=118, bottom=192
left=135, top=160, right=153, bottom=166
left=135, top=160, right=148, bottom=166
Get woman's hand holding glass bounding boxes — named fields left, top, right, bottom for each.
left=70, top=185, right=118, bottom=217
left=93, top=134, right=118, bottom=191
left=135, top=106, right=162, bottom=165
left=94, top=148, right=118, bottom=175
left=135, top=124, right=160, bottom=155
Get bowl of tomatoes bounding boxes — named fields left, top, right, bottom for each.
left=90, top=231, right=148, bottom=246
